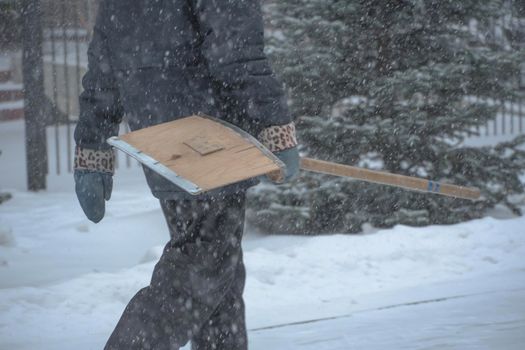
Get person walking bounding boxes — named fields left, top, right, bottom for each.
left=73, top=0, right=299, bottom=349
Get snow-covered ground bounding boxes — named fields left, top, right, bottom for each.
left=1, top=169, right=525, bottom=349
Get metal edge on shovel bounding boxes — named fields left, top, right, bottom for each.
left=107, top=136, right=203, bottom=195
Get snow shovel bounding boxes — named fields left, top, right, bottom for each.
left=107, top=115, right=481, bottom=201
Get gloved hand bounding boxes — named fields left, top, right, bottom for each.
left=74, top=147, right=115, bottom=223
left=274, top=147, right=300, bottom=181
left=74, top=170, right=113, bottom=223
left=258, top=122, right=300, bottom=183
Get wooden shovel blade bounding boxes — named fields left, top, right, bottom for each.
left=108, top=115, right=286, bottom=194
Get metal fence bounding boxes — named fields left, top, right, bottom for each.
left=476, top=1, right=525, bottom=140
left=42, top=0, right=96, bottom=175
left=37, top=0, right=137, bottom=178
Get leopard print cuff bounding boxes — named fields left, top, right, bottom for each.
left=74, top=146, right=115, bottom=174
left=258, top=122, right=298, bottom=153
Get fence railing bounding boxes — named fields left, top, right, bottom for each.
left=41, top=0, right=95, bottom=175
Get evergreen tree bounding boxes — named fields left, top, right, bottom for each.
left=248, top=0, right=525, bottom=234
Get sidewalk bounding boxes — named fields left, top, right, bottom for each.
left=250, top=270, right=525, bottom=350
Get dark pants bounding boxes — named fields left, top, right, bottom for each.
left=105, top=193, right=248, bottom=350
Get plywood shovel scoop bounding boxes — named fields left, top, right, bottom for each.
left=108, top=115, right=481, bottom=201
left=108, top=115, right=287, bottom=195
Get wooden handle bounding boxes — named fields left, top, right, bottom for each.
left=300, top=158, right=481, bottom=201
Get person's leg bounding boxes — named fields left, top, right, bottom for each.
left=191, top=249, right=247, bottom=350
left=104, top=192, right=247, bottom=350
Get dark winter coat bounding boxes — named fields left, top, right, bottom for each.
left=74, top=0, right=291, bottom=198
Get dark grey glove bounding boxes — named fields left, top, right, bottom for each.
left=73, top=146, right=115, bottom=223
left=74, top=170, right=113, bottom=223
left=274, top=146, right=300, bottom=182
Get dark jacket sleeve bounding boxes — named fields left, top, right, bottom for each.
left=74, top=1, right=123, bottom=150
left=191, top=0, right=291, bottom=135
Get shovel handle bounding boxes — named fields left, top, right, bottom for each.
left=300, top=157, right=481, bottom=201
